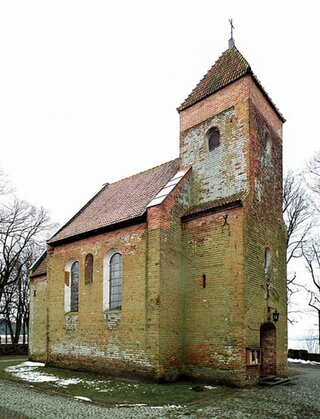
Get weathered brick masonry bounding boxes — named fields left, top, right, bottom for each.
left=30, top=45, right=287, bottom=386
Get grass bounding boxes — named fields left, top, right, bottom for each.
left=0, top=356, right=220, bottom=407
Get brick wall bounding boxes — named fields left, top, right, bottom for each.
left=244, top=99, right=287, bottom=377
left=180, top=101, right=249, bottom=207
left=179, top=77, right=250, bottom=133
left=46, top=223, right=158, bottom=378
left=182, top=206, right=246, bottom=385
left=146, top=171, right=191, bottom=380
left=29, top=275, right=48, bottom=362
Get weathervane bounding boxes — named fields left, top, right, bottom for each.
left=228, top=19, right=235, bottom=48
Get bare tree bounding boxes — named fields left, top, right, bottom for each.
left=283, top=170, right=312, bottom=293
left=0, top=197, right=54, bottom=345
left=297, top=151, right=320, bottom=350
left=302, top=240, right=320, bottom=352
left=303, top=328, right=320, bottom=354
left=306, top=151, right=320, bottom=199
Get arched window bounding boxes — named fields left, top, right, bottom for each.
left=85, top=253, right=94, bottom=284
left=70, top=261, right=79, bottom=312
left=109, top=253, right=122, bottom=310
left=65, top=258, right=79, bottom=313
left=103, top=250, right=122, bottom=311
left=207, top=126, right=220, bottom=151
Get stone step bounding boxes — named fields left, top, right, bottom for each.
left=258, top=376, right=292, bottom=386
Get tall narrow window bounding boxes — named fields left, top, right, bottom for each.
left=109, top=253, right=122, bottom=310
left=264, top=248, right=272, bottom=280
left=85, top=253, right=94, bottom=284
left=70, top=261, right=79, bottom=312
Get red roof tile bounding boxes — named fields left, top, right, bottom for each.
left=178, top=46, right=285, bottom=122
left=49, top=159, right=180, bottom=244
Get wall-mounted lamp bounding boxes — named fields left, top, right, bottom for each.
left=268, top=306, right=280, bottom=323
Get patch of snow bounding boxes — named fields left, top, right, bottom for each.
left=150, top=405, right=183, bottom=409
left=5, top=362, right=83, bottom=385
left=5, top=363, right=58, bottom=383
left=21, top=361, right=45, bottom=367
left=74, top=396, right=92, bottom=402
left=55, top=378, right=82, bottom=387
left=203, top=385, right=217, bottom=390
left=288, top=358, right=320, bottom=365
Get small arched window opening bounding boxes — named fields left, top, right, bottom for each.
left=265, top=135, right=272, bottom=163
left=264, top=248, right=272, bottom=281
left=109, top=253, right=122, bottom=310
left=207, top=127, right=220, bottom=151
left=70, top=261, right=79, bottom=312
left=85, top=253, right=94, bottom=284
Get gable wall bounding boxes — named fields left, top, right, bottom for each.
left=179, top=77, right=250, bottom=132
left=29, top=276, right=48, bottom=362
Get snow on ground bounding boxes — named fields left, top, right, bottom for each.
left=150, top=405, right=183, bottom=409
left=288, top=358, right=320, bottom=365
left=5, top=361, right=82, bottom=385
left=4, top=361, right=187, bottom=409
left=74, top=396, right=92, bottom=402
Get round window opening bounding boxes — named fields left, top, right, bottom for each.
left=207, top=127, right=220, bottom=151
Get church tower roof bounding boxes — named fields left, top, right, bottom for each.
left=178, top=45, right=285, bottom=122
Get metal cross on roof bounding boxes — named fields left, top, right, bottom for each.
left=228, top=19, right=235, bottom=48
left=229, top=19, right=234, bottom=39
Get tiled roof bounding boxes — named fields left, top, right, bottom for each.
left=30, top=251, right=47, bottom=278
left=178, top=46, right=285, bottom=122
left=182, top=191, right=246, bottom=219
left=49, top=159, right=180, bottom=244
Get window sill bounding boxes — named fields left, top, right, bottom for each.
left=104, top=308, right=121, bottom=314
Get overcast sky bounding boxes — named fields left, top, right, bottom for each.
left=1, top=1, right=319, bottom=341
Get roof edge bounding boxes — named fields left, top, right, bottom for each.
left=49, top=158, right=180, bottom=244
left=177, top=71, right=244, bottom=113
left=249, top=72, right=286, bottom=123
left=30, top=272, right=47, bottom=280
left=182, top=198, right=243, bottom=222
left=49, top=213, right=147, bottom=247
left=29, top=250, right=47, bottom=277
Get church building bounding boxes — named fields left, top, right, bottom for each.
left=29, top=37, right=287, bottom=386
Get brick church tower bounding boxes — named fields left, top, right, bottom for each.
left=177, top=43, right=287, bottom=383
